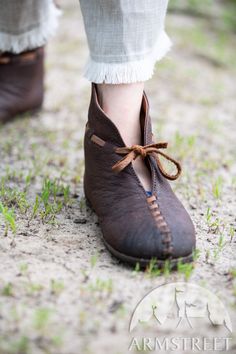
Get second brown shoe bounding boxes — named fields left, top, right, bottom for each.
left=0, top=47, right=44, bottom=123
left=84, top=84, right=196, bottom=268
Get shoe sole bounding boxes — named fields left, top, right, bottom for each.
left=103, top=238, right=194, bottom=269
left=85, top=195, right=194, bottom=270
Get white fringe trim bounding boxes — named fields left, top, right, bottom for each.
left=0, top=1, right=61, bottom=53
left=84, top=31, right=172, bottom=84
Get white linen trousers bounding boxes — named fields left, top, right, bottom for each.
left=0, top=0, right=171, bottom=83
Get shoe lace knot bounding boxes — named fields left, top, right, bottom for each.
left=112, top=142, right=182, bottom=181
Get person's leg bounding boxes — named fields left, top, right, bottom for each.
left=80, top=0, right=171, bottom=191
left=80, top=0, right=196, bottom=267
left=97, top=83, right=152, bottom=190
left=0, top=0, right=60, bottom=122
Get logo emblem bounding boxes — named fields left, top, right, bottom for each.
left=129, top=282, right=232, bottom=352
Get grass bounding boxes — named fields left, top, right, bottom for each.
left=168, top=11, right=236, bottom=69
left=88, top=277, right=113, bottom=295
left=213, top=234, right=227, bottom=260
left=205, top=207, right=222, bottom=233
left=0, top=202, right=16, bottom=236
left=38, top=178, right=65, bottom=223
left=0, top=175, right=73, bottom=235
left=229, top=269, right=236, bottom=279
left=0, top=181, right=29, bottom=212
left=212, top=176, right=224, bottom=199
left=145, top=259, right=161, bottom=277
left=33, top=307, right=52, bottom=332
left=229, top=226, right=235, bottom=242
left=2, top=283, right=14, bottom=297
left=0, top=336, right=30, bottom=354
left=171, top=132, right=197, bottom=160
left=90, top=253, right=99, bottom=268
left=50, top=279, right=65, bottom=295
left=170, top=0, right=236, bottom=33
left=144, top=257, right=195, bottom=280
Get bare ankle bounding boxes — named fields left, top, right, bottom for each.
left=96, top=82, right=144, bottom=146
left=95, top=82, right=151, bottom=191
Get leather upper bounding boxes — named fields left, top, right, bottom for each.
left=84, top=84, right=196, bottom=261
left=0, top=47, right=44, bottom=123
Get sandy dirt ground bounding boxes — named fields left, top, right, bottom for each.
left=0, top=1, right=236, bottom=353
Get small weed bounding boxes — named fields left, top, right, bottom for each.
left=192, top=248, right=201, bottom=261
left=26, top=283, right=44, bottom=295
left=19, top=263, right=29, bottom=275
left=33, top=308, right=52, bottom=332
left=8, top=336, right=30, bottom=354
left=25, top=171, right=34, bottom=187
left=0, top=181, right=29, bottom=213
left=18, top=263, right=44, bottom=295
left=30, top=178, right=72, bottom=223
left=223, top=3, right=236, bottom=32
left=213, top=234, right=227, bottom=260
left=145, top=259, right=175, bottom=278
left=51, top=335, right=64, bottom=348
left=205, top=207, right=222, bottom=234
left=145, top=258, right=161, bottom=277
left=89, top=278, right=113, bottom=295
left=206, top=207, right=212, bottom=224
left=133, top=262, right=141, bottom=274
left=177, top=261, right=194, bottom=280
left=50, top=279, right=64, bottom=295
left=90, top=253, right=99, bottom=268
left=2, top=282, right=14, bottom=297
left=212, top=176, right=224, bottom=199
left=231, top=176, right=236, bottom=188
left=229, top=226, right=235, bottom=242
left=79, top=196, right=87, bottom=212
left=29, top=195, right=40, bottom=222
left=0, top=202, right=16, bottom=236
left=232, top=285, right=236, bottom=301
left=163, top=260, right=172, bottom=278
left=63, top=185, right=70, bottom=205
left=206, top=119, right=221, bottom=134
left=40, top=179, right=62, bottom=222
left=229, top=269, right=236, bottom=279
left=218, top=234, right=227, bottom=250
left=171, top=132, right=197, bottom=160
left=201, top=158, right=218, bottom=173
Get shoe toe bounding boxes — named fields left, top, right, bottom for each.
left=102, top=210, right=172, bottom=262
left=170, top=215, right=195, bottom=259
left=158, top=201, right=196, bottom=260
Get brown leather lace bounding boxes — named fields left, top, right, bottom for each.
left=112, top=142, right=181, bottom=180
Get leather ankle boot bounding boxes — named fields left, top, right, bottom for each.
left=84, top=84, right=196, bottom=268
left=0, top=47, right=44, bottom=123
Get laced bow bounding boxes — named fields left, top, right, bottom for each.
left=112, top=142, right=181, bottom=180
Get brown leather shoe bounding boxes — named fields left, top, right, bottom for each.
left=0, top=47, right=44, bottom=123
left=84, top=84, right=196, bottom=268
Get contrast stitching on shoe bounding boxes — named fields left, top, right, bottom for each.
left=147, top=194, right=173, bottom=257
left=91, top=134, right=105, bottom=147
left=90, top=132, right=174, bottom=256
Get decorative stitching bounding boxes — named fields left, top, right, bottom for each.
left=147, top=195, right=173, bottom=257
left=89, top=132, right=174, bottom=257
left=91, top=134, right=105, bottom=147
